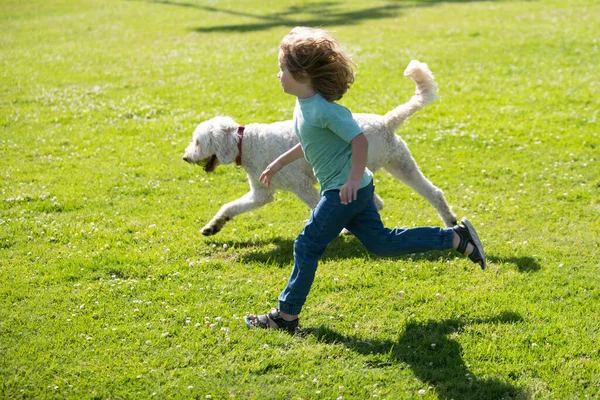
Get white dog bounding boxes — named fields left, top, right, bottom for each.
left=183, top=61, right=457, bottom=236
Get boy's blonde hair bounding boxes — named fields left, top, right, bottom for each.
left=279, top=27, right=355, bottom=102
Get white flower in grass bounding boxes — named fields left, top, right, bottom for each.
left=187, top=386, right=193, bottom=390
left=418, top=389, right=426, bottom=396
left=161, top=332, right=169, bottom=337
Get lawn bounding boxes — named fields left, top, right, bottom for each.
left=1, top=0, right=599, bottom=398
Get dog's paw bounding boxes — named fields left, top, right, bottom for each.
left=444, top=216, right=459, bottom=228
left=201, top=225, right=220, bottom=236
left=201, top=216, right=231, bottom=236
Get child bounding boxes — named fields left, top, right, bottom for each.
left=245, top=27, right=485, bottom=332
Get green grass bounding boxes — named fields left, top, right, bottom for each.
left=1, top=0, right=599, bottom=398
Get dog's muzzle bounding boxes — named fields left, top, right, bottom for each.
left=183, top=154, right=218, bottom=172
left=202, top=155, right=218, bottom=172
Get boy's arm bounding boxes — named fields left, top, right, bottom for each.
left=259, top=143, right=305, bottom=187
left=340, top=133, right=368, bottom=204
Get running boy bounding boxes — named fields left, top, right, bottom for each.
left=245, top=27, right=485, bottom=332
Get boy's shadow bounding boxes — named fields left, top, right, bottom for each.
left=304, top=311, right=524, bottom=400
left=215, top=236, right=541, bottom=272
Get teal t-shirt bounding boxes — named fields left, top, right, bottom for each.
left=294, top=93, right=373, bottom=194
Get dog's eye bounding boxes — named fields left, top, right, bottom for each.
left=195, top=140, right=201, bottom=147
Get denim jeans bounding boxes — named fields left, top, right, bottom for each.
left=278, top=180, right=454, bottom=315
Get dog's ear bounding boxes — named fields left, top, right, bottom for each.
left=211, top=117, right=239, bottom=165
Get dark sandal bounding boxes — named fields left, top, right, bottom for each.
left=245, top=309, right=299, bottom=333
left=453, top=218, right=487, bottom=270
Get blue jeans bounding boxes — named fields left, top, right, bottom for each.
left=278, top=180, right=454, bottom=315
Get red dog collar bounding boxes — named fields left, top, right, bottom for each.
left=235, top=126, right=245, bottom=166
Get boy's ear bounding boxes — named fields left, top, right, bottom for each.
left=295, top=70, right=310, bottom=83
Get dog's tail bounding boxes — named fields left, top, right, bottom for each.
left=382, top=60, right=438, bottom=132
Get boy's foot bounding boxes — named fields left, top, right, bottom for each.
left=453, top=218, right=486, bottom=270
left=245, top=309, right=299, bottom=333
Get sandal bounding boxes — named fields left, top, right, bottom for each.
left=245, top=309, right=299, bottom=333
left=453, top=218, right=487, bottom=270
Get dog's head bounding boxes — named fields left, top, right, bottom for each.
left=182, top=116, right=240, bottom=172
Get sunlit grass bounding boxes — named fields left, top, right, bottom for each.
left=1, top=0, right=599, bottom=398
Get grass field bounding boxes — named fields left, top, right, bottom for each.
left=1, top=0, right=599, bottom=398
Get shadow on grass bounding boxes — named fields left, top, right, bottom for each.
left=138, top=0, right=505, bottom=33
left=211, top=236, right=540, bottom=273
left=488, top=255, right=541, bottom=273
left=303, top=311, right=524, bottom=399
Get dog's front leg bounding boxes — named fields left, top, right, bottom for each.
left=201, top=187, right=275, bottom=236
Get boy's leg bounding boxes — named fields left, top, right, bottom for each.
left=345, top=185, right=454, bottom=257
left=278, top=190, right=360, bottom=315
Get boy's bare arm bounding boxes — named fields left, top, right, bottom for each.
left=259, top=143, right=305, bottom=187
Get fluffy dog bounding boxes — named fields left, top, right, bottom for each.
left=183, top=61, right=457, bottom=236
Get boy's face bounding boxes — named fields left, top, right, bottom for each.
left=278, top=51, right=302, bottom=97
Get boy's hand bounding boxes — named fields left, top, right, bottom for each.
left=259, top=161, right=282, bottom=187
left=340, top=179, right=361, bottom=204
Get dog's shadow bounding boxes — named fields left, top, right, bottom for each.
left=211, top=235, right=541, bottom=272
left=302, top=311, right=525, bottom=400
left=207, top=235, right=369, bottom=267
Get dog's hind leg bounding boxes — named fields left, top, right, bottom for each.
left=384, top=160, right=458, bottom=227
left=201, top=183, right=275, bottom=236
